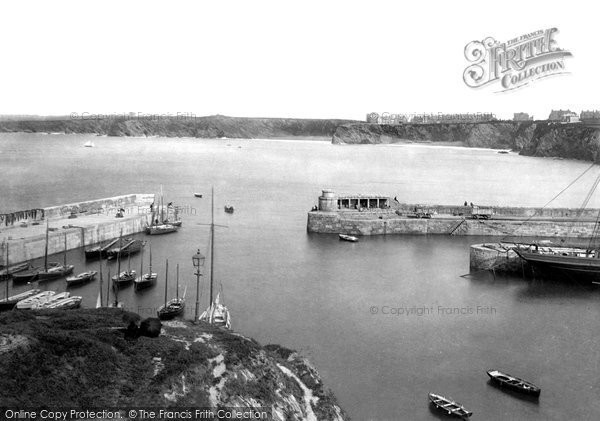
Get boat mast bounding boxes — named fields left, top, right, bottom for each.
left=63, top=233, right=67, bottom=267
left=176, top=264, right=179, bottom=300
left=5, top=242, right=9, bottom=301
left=160, top=185, right=164, bottom=224
left=107, top=267, right=111, bottom=307
left=210, top=186, right=215, bottom=307
left=98, top=257, right=103, bottom=307
left=140, top=243, right=144, bottom=280
left=164, top=259, right=169, bottom=308
left=149, top=243, right=152, bottom=275
left=44, top=220, right=49, bottom=271
left=116, top=229, right=122, bottom=283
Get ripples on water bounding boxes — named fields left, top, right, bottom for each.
left=1, top=133, right=599, bottom=420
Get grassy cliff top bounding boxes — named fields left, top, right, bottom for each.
left=0, top=309, right=346, bottom=420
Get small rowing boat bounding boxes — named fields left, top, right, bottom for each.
left=487, top=369, right=541, bottom=396
left=428, top=393, right=472, bottom=418
left=339, top=234, right=359, bottom=242
left=194, top=193, right=203, bottom=198
left=224, top=205, right=234, bottom=214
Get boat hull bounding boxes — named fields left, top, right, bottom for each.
left=428, top=393, right=472, bottom=418
left=487, top=370, right=541, bottom=397
left=514, top=248, right=600, bottom=282
left=0, top=263, right=31, bottom=277
left=134, top=274, right=157, bottom=291
left=146, top=225, right=178, bottom=235
left=157, top=300, right=185, bottom=320
left=11, top=269, right=40, bottom=283
left=38, top=265, right=75, bottom=281
left=66, top=271, right=97, bottom=286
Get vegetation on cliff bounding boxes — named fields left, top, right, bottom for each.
left=0, top=309, right=346, bottom=421
left=0, top=115, right=357, bottom=140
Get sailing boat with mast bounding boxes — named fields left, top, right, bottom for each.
left=96, top=258, right=103, bottom=308
left=199, top=187, right=231, bottom=329
left=134, top=243, right=157, bottom=291
left=0, top=243, right=41, bottom=311
left=158, top=262, right=186, bottom=320
left=38, top=229, right=74, bottom=281
left=107, top=267, right=123, bottom=308
left=513, top=165, right=600, bottom=282
left=111, top=231, right=137, bottom=287
left=146, top=186, right=180, bottom=235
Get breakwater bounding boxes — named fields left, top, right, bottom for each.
left=307, top=190, right=600, bottom=237
left=0, top=194, right=154, bottom=265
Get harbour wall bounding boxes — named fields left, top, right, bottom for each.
left=0, top=194, right=154, bottom=265
left=469, top=243, right=524, bottom=273
left=307, top=211, right=599, bottom=237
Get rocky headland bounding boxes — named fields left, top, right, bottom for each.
left=0, top=115, right=357, bottom=140
left=332, top=121, right=600, bottom=161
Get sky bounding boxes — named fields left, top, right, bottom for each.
left=0, top=0, right=596, bottom=120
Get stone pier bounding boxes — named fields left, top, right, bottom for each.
left=307, top=189, right=600, bottom=238
left=0, top=194, right=155, bottom=266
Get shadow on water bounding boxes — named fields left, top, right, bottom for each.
left=466, top=269, right=600, bottom=300
left=516, top=278, right=600, bottom=300
left=486, top=379, right=541, bottom=404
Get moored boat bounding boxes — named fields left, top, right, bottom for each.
left=147, top=186, right=181, bottom=234
left=85, top=238, right=119, bottom=259
left=134, top=244, right=156, bottom=291
left=487, top=369, right=541, bottom=396
left=135, top=273, right=157, bottom=291
left=45, top=296, right=82, bottom=309
left=0, top=262, right=32, bottom=277
left=35, top=291, right=70, bottom=309
left=112, top=270, right=136, bottom=287
left=38, top=230, right=74, bottom=281
left=339, top=234, right=359, bottom=242
left=513, top=245, right=600, bottom=282
left=428, top=393, right=472, bottom=418
left=66, top=271, right=97, bottom=286
left=224, top=206, right=234, bottom=214
left=200, top=292, right=231, bottom=329
left=0, top=289, right=41, bottom=311
left=157, top=262, right=185, bottom=320
left=38, top=264, right=75, bottom=281
left=194, top=193, right=203, bottom=198
left=16, top=291, right=57, bottom=310
left=199, top=188, right=231, bottom=329
left=146, top=224, right=178, bottom=235
left=106, top=239, right=143, bottom=260
left=11, top=267, right=41, bottom=283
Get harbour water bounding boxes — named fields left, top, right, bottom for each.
left=1, top=133, right=600, bottom=420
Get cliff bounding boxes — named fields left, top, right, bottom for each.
left=0, top=115, right=357, bottom=140
left=0, top=309, right=347, bottom=421
left=332, top=122, right=600, bottom=161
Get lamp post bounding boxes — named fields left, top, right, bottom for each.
left=192, top=249, right=206, bottom=323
